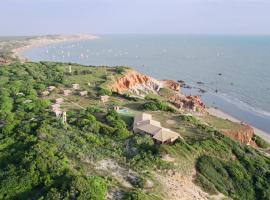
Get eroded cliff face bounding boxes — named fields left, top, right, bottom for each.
left=109, top=70, right=161, bottom=95
left=221, top=125, right=257, bottom=147
left=109, top=70, right=181, bottom=95
left=169, top=94, right=206, bottom=112
left=109, top=70, right=206, bottom=112
left=160, top=80, right=181, bottom=91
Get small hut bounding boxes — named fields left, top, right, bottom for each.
left=61, top=89, right=71, bottom=96
left=55, top=98, right=64, bottom=104
left=78, top=91, right=88, bottom=97
left=50, top=103, right=60, bottom=110
left=100, top=95, right=109, bottom=103
left=72, top=84, right=80, bottom=90
left=47, top=86, right=56, bottom=91
left=16, top=92, right=25, bottom=96
left=41, top=90, right=50, bottom=97
left=54, top=109, right=63, bottom=117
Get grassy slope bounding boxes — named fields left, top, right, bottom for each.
left=0, top=61, right=269, bottom=200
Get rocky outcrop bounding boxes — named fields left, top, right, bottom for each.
left=109, top=70, right=206, bottom=112
left=109, top=71, right=181, bottom=95
left=160, top=80, right=180, bottom=91
left=221, top=125, right=257, bottom=147
left=169, top=93, right=206, bottom=112
left=109, top=70, right=162, bottom=95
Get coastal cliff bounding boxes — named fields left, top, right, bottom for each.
left=109, top=70, right=205, bottom=112
left=109, top=70, right=180, bottom=94
left=109, top=69, right=261, bottom=147
left=221, top=124, right=257, bottom=147
left=1, top=61, right=269, bottom=200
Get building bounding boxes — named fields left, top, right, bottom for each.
left=54, top=109, right=63, bottom=117
left=50, top=103, right=62, bottom=117
left=50, top=103, right=60, bottom=110
left=72, top=83, right=80, bottom=90
left=55, top=98, right=64, bottom=104
left=100, top=95, right=109, bottom=103
left=133, top=113, right=180, bottom=144
left=61, top=89, right=71, bottom=96
left=41, top=90, right=50, bottom=97
left=78, top=91, right=88, bottom=96
left=47, top=86, right=56, bottom=92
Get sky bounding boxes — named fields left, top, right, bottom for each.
left=1, top=0, right=270, bottom=36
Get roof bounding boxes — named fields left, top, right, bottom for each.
left=153, top=128, right=180, bottom=142
left=133, top=112, right=181, bottom=143
left=55, top=98, right=64, bottom=103
left=79, top=91, right=88, bottom=95
left=136, top=123, right=161, bottom=135
left=134, top=113, right=152, bottom=124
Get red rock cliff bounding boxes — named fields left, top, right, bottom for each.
left=109, top=70, right=160, bottom=94
left=160, top=80, right=180, bottom=91
left=109, top=70, right=205, bottom=112
left=221, top=124, right=257, bottom=147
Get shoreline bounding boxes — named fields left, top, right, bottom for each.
left=12, top=34, right=99, bottom=61
left=207, top=107, right=270, bottom=144
left=14, top=35, right=270, bottom=145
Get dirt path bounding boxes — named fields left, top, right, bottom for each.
left=155, top=170, right=226, bottom=200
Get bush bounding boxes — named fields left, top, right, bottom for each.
left=70, top=176, right=107, bottom=200
left=114, top=66, right=127, bottom=74
left=195, top=153, right=270, bottom=200
left=194, top=173, right=218, bottom=195
left=252, top=135, right=269, bottom=149
left=122, top=190, right=150, bottom=200
left=97, top=87, right=112, bottom=96
left=143, top=100, right=176, bottom=113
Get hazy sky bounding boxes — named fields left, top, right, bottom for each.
left=1, top=0, right=270, bottom=36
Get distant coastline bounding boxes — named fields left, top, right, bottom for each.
left=12, top=34, right=99, bottom=61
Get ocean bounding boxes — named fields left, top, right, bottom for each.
left=23, top=35, right=270, bottom=134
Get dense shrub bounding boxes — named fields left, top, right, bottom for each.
left=122, top=190, right=151, bottom=200
left=105, top=109, right=131, bottom=139
left=70, top=176, right=107, bottom=200
left=114, top=66, right=127, bottom=74
left=143, top=100, right=176, bottom=113
left=252, top=135, right=269, bottom=149
left=196, top=153, right=270, bottom=200
left=97, top=87, right=112, bottom=96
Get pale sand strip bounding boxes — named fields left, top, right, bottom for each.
left=12, top=34, right=99, bottom=61
left=207, top=107, right=270, bottom=143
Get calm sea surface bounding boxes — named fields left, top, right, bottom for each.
left=24, top=35, right=270, bottom=133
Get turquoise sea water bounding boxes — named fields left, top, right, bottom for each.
left=24, top=35, right=270, bottom=133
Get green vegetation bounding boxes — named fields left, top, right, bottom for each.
left=97, top=86, right=112, bottom=96
left=252, top=135, right=270, bottom=149
left=196, top=145, right=270, bottom=200
left=143, top=99, right=176, bottom=113
left=0, top=62, right=165, bottom=199
left=0, top=61, right=269, bottom=200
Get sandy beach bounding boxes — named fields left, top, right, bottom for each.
left=12, top=34, right=99, bottom=61
left=207, top=107, right=270, bottom=143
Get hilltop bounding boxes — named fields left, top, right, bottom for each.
left=0, top=61, right=269, bottom=200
